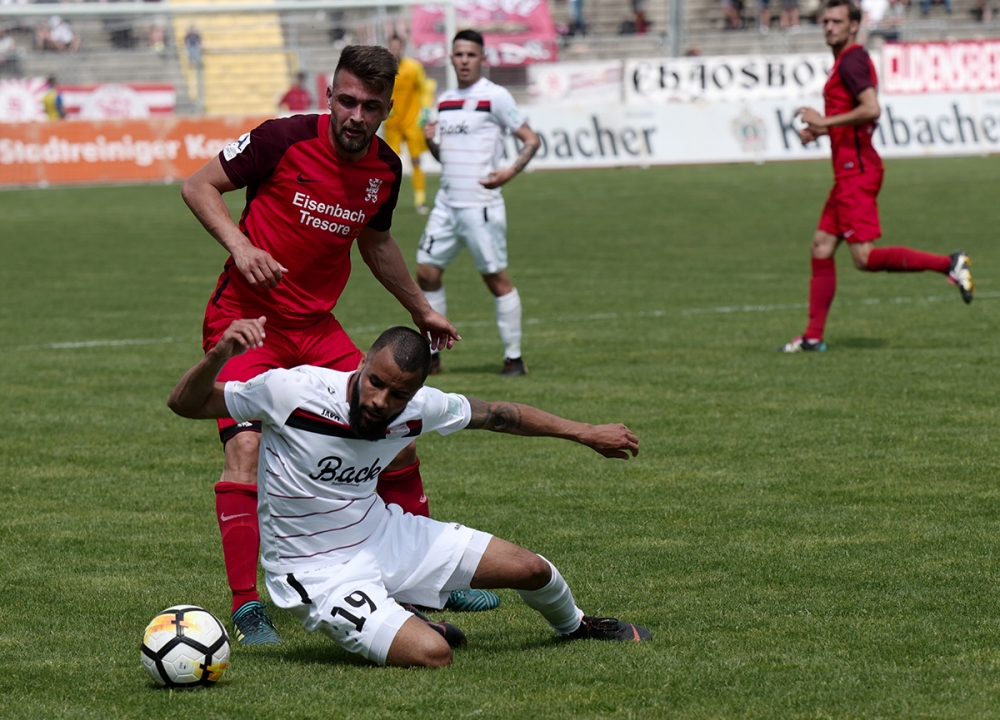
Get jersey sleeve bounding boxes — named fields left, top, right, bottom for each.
left=839, top=49, right=876, bottom=102
left=418, top=387, right=472, bottom=436
left=219, top=118, right=289, bottom=189
left=224, top=368, right=306, bottom=429
left=492, top=87, right=527, bottom=133
left=367, top=140, right=403, bottom=232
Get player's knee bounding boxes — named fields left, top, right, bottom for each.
left=417, top=635, right=453, bottom=668
left=391, top=632, right=452, bottom=668
left=223, top=431, right=261, bottom=481
left=521, top=552, right=553, bottom=591
left=416, top=265, right=442, bottom=291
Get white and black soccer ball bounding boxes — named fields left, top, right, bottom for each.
left=140, top=605, right=230, bottom=688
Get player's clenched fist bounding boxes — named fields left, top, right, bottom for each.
left=232, top=245, right=289, bottom=289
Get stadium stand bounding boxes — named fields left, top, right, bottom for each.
left=170, top=0, right=290, bottom=115
left=1, top=0, right=998, bottom=115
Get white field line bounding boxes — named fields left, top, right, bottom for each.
left=21, top=290, right=999, bottom=350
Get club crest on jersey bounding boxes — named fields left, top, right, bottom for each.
left=385, top=419, right=423, bottom=439
left=366, top=178, right=382, bottom=203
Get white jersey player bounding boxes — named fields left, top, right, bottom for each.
left=169, top=318, right=651, bottom=667
left=416, top=29, right=541, bottom=378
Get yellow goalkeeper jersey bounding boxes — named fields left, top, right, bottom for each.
left=388, top=57, right=430, bottom=128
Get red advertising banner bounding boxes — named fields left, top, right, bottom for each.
left=0, top=115, right=269, bottom=186
left=883, top=40, right=1000, bottom=94
left=410, top=0, right=558, bottom=67
left=0, top=80, right=177, bottom=123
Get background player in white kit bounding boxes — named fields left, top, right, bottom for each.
left=417, top=29, right=541, bottom=377
left=168, top=318, right=651, bottom=667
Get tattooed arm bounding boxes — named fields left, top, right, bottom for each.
left=465, top=397, right=639, bottom=460
left=480, top=124, right=541, bottom=190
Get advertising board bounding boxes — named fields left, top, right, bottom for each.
left=0, top=115, right=264, bottom=186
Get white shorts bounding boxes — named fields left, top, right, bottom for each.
left=416, top=201, right=508, bottom=275
left=265, top=505, right=493, bottom=665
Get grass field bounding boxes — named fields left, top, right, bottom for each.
left=2, top=156, right=999, bottom=719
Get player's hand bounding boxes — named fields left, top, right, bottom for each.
left=796, top=106, right=826, bottom=130
left=232, top=245, right=288, bottom=290
left=423, top=120, right=437, bottom=141
left=798, top=127, right=818, bottom=145
left=413, top=308, right=461, bottom=352
left=480, top=168, right=515, bottom=190
left=582, top=423, right=639, bottom=460
left=213, top=317, right=267, bottom=359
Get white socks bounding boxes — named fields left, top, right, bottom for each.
left=425, top=285, right=523, bottom=360
left=516, top=557, right=584, bottom=635
left=494, top=288, right=522, bottom=360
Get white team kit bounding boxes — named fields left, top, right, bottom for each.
left=417, top=77, right=526, bottom=274
left=223, top=366, right=494, bottom=664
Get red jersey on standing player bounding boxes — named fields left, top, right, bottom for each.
left=824, top=44, right=883, bottom=180
left=208, top=113, right=401, bottom=329
left=778, top=0, right=973, bottom=354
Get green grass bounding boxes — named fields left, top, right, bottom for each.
left=1, top=156, right=999, bottom=719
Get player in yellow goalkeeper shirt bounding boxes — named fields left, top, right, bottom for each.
left=386, top=35, right=435, bottom=214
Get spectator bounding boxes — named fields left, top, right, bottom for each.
left=0, top=26, right=21, bottom=77
left=975, top=0, right=991, bottom=20
left=568, top=0, right=586, bottom=34
left=42, top=76, right=65, bottom=120
left=36, top=16, right=79, bottom=53
left=148, top=18, right=166, bottom=53
left=920, top=0, right=950, bottom=14
left=722, top=0, right=745, bottom=29
left=278, top=71, right=311, bottom=113
left=759, top=0, right=772, bottom=32
left=862, top=0, right=906, bottom=37
left=781, top=0, right=801, bottom=28
left=184, top=24, right=202, bottom=68
left=632, top=0, right=651, bottom=32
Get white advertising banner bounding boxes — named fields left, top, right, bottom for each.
left=527, top=60, right=623, bottom=105
left=882, top=40, right=1000, bottom=94
left=497, top=91, right=1000, bottom=170
left=624, top=53, right=833, bottom=104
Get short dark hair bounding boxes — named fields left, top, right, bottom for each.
left=453, top=29, right=484, bottom=47
left=334, top=45, right=398, bottom=96
left=823, top=0, right=862, bottom=23
left=369, top=327, right=431, bottom=380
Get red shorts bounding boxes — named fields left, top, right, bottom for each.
left=203, top=306, right=363, bottom=441
left=817, top=171, right=883, bottom=244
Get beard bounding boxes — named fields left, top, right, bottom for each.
left=334, top=120, right=376, bottom=155
left=348, top=378, right=397, bottom=441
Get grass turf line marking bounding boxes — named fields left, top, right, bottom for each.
left=24, top=291, right=998, bottom=351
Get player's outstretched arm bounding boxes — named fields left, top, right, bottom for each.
left=466, top=398, right=639, bottom=460
left=181, top=157, right=288, bottom=290
left=168, top=317, right=266, bottom=420
left=357, top=227, right=461, bottom=352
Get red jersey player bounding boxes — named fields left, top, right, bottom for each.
left=779, top=0, right=974, bottom=353
left=181, top=47, right=495, bottom=645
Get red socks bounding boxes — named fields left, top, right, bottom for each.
left=376, top=459, right=430, bottom=517
left=867, top=246, right=950, bottom=273
left=805, top=257, right=837, bottom=341
left=215, top=481, right=261, bottom=614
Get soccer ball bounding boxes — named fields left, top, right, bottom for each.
left=140, top=605, right=230, bottom=688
